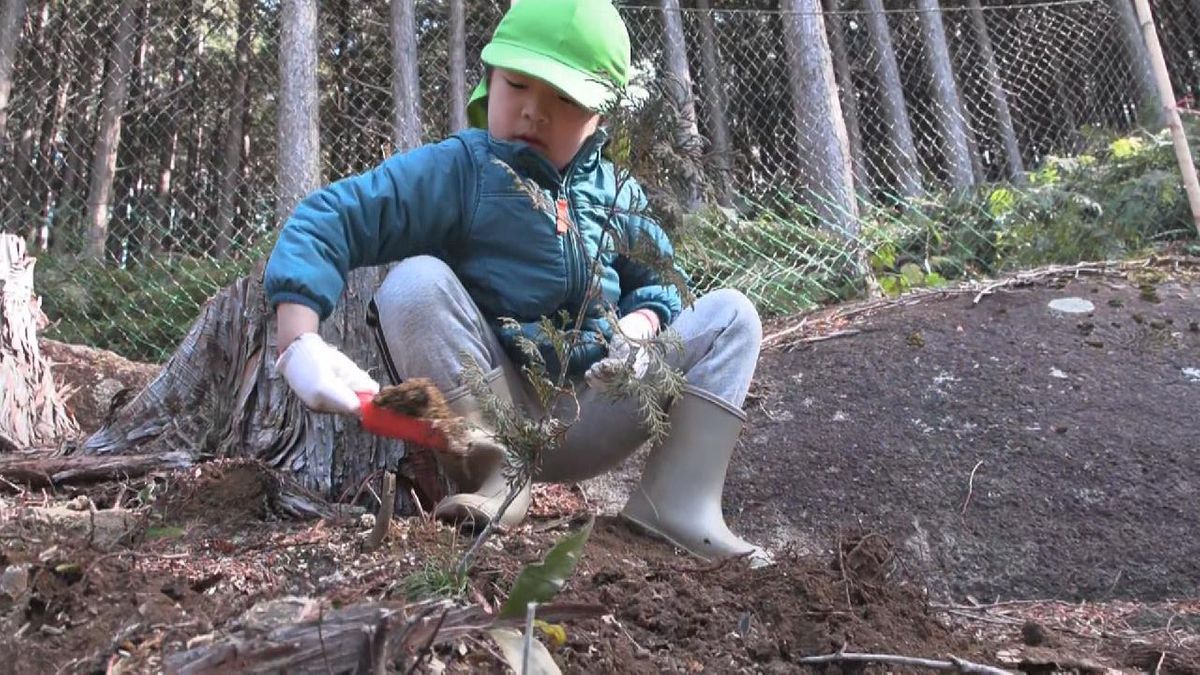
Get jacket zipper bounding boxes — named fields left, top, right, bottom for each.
left=536, top=132, right=605, bottom=316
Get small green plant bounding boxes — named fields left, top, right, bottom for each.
left=400, top=556, right=470, bottom=602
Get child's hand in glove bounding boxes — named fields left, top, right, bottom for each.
left=585, top=311, right=659, bottom=392
left=275, top=332, right=380, bottom=414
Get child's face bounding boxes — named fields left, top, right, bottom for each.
left=487, top=68, right=601, bottom=171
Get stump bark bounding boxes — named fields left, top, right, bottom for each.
left=17, top=262, right=431, bottom=514
left=0, top=234, right=78, bottom=449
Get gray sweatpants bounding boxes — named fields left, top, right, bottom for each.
left=372, top=256, right=761, bottom=483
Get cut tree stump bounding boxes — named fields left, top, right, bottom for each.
left=34, top=262, right=430, bottom=515
left=0, top=247, right=445, bottom=520
left=0, top=234, right=78, bottom=450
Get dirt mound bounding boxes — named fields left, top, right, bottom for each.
left=153, top=459, right=288, bottom=528
left=527, top=523, right=976, bottom=673
left=40, top=339, right=160, bottom=434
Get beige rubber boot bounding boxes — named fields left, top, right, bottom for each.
left=433, top=368, right=531, bottom=531
left=620, top=386, right=771, bottom=567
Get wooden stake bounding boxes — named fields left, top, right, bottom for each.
left=1131, top=0, right=1200, bottom=234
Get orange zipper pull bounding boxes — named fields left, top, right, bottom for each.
left=555, top=197, right=571, bottom=235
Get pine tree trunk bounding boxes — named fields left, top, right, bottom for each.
left=278, top=0, right=320, bottom=221
left=0, top=234, right=78, bottom=450
left=391, top=0, right=422, bottom=151
left=83, top=0, right=139, bottom=261
left=0, top=0, right=27, bottom=144
left=782, top=0, right=858, bottom=236
left=916, top=0, right=975, bottom=190
left=214, top=0, right=253, bottom=258
left=448, top=0, right=467, bottom=132
left=965, top=0, right=1024, bottom=182
left=694, top=0, right=732, bottom=207
left=147, top=0, right=191, bottom=254
left=862, top=0, right=922, bottom=200
left=32, top=13, right=71, bottom=247
left=55, top=0, right=106, bottom=252
left=823, top=0, right=870, bottom=197
left=660, top=0, right=702, bottom=208
left=1109, top=0, right=1162, bottom=128
left=10, top=0, right=47, bottom=234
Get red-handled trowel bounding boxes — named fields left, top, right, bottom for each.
left=357, top=391, right=450, bottom=450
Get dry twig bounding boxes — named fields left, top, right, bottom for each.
left=795, top=651, right=1015, bottom=675
left=362, top=472, right=396, bottom=553
left=403, top=607, right=448, bottom=675
left=317, top=606, right=334, bottom=675
left=961, top=460, right=985, bottom=515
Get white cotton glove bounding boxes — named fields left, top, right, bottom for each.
left=585, top=311, right=658, bottom=392
left=275, top=332, right=380, bottom=415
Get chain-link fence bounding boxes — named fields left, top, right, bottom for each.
left=1, top=0, right=1197, bottom=362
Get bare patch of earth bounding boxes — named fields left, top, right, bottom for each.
left=724, top=273, right=1200, bottom=602
left=2, top=460, right=1195, bottom=673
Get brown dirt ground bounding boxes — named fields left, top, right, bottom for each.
left=2, top=266, right=1198, bottom=673
left=725, top=270, right=1200, bottom=603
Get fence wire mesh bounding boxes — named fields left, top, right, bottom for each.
left=0, top=0, right=1196, bottom=361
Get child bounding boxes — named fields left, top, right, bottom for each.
left=266, top=0, right=767, bottom=565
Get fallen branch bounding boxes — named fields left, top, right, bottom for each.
left=795, top=651, right=1015, bottom=675
left=0, top=450, right=194, bottom=487
left=166, top=600, right=603, bottom=674
left=793, top=328, right=861, bottom=344
left=970, top=261, right=1118, bottom=305
left=761, top=317, right=807, bottom=347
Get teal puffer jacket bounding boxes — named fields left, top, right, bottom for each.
left=264, top=128, right=687, bottom=376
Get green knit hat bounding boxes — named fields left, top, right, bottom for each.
left=467, top=0, right=631, bottom=128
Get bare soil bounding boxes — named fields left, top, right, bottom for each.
left=727, top=272, right=1200, bottom=603
left=2, top=268, right=1199, bottom=673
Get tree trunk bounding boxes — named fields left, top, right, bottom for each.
left=660, top=0, right=702, bottom=208
left=55, top=0, right=106, bottom=253
left=782, top=0, right=858, bottom=236
left=862, top=0, right=922, bottom=201
left=110, top=0, right=147, bottom=261
left=277, top=0, right=320, bottom=222
left=83, top=0, right=139, bottom=261
left=214, top=0, right=254, bottom=258
left=448, top=0, right=467, bottom=132
left=823, top=0, right=870, bottom=197
left=694, top=0, right=732, bottom=207
left=965, top=0, right=1024, bottom=182
left=915, top=0, right=975, bottom=190
left=1109, top=0, right=1162, bottom=128
left=31, top=10, right=70, bottom=247
left=0, top=234, right=78, bottom=450
left=146, top=0, right=192, bottom=254
left=0, top=0, right=27, bottom=142
left=9, top=0, right=47, bottom=234
left=391, top=0, right=421, bottom=151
